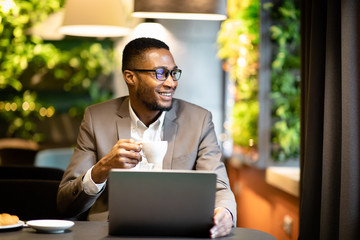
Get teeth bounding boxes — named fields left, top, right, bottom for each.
left=160, top=92, right=172, bottom=96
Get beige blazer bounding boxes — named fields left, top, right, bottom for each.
left=57, top=96, right=237, bottom=225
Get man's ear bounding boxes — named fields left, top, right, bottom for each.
left=123, top=70, right=136, bottom=86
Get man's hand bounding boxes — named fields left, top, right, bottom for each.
left=210, top=207, right=233, bottom=238
left=91, top=139, right=142, bottom=183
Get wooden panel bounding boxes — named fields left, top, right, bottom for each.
left=227, top=163, right=299, bottom=240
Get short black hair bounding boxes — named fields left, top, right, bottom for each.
left=122, top=37, right=170, bottom=72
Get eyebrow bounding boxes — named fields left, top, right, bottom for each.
left=155, top=65, right=178, bottom=70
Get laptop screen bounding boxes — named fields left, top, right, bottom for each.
left=108, top=169, right=216, bottom=237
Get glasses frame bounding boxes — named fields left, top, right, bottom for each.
left=128, top=67, right=182, bottom=81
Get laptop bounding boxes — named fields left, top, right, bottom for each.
left=108, top=169, right=216, bottom=237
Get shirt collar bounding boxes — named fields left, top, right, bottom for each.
left=129, top=100, right=166, bottom=129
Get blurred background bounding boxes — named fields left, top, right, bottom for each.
left=0, top=0, right=300, bottom=239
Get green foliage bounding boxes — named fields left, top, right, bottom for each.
left=265, top=0, right=300, bottom=161
left=232, top=100, right=259, bottom=146
left=218, top=0, right=300, bottom=162
left=0, top=0, right=62, bottom=90
left=0, top=90, right=46, bottom=141
left=217, top=0, right=260, bottom=148
left=0, top=0, right=114, bottom=141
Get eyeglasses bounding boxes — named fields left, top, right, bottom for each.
left=128, top=67, right=182, bottom=81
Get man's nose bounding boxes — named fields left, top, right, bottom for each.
left=162, top=75, right=177, bottom=88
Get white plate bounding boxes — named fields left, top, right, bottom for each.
left=0, top=220, right=24, bottom=231
left=27, top=219, right=74, bottom=233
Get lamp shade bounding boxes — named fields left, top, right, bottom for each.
left=59, top=0, right=131, bottom=37
left=132, top=0, right=227, bottom=21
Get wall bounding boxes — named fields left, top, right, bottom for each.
left=226, top=161, right=299, bottom=240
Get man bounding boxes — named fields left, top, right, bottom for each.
left=57, top=37, right=236, bottom=238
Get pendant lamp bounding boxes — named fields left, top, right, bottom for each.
left=132, top=0, right=227, bottom=21
left=60, top=0, right=131, bottom=37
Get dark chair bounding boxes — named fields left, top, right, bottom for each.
left=0, top=179, right=61, bottom=220
left=0, top=166, right=65, bottom=220
left=0, top=166, right=64, bottom=180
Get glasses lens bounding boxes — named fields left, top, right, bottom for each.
left=172, top=69, right=182, bottom=81
left=155, top=68, right=168, bottom=80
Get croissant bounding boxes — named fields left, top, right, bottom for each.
left=0, top=213, right=19, bottom=226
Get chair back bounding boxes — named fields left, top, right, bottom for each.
left=34, top=148, right=73, bottom=171
left=0, top=166, right=64, bottom=220
left=0, top=179, right=61, bottom=220
left=0, top=166, right=64, bottom=180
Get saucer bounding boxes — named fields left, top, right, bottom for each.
left=0, top=220, right=24, bottom=231
left=27, top=219, right=74, bottom=233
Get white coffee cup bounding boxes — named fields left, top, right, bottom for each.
left=141, top=141, right=168, bottom=170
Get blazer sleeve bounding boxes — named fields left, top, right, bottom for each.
left=195, top=111, right=237, bottom=226
left=57, top=107, right=105, bottom=218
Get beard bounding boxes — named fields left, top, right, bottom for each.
left=141, top=99, right=173, bottom=111
left=136, top=85, right=173, bottom=111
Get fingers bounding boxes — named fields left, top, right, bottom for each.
left=92, top=139, right=143, bottom=183
left=117, top=154, right=141, bottom=169
left=115, top=139, right=142, bottom=152
left=112, top=139, right=142, bottom=168
left=210, top=208, right=233, bottom=238
left=98, top=139, right=142, bottom=169
left=116, top=147, right=142, bottom=161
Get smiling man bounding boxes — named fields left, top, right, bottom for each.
left=57, top=37, right=236, bottom=238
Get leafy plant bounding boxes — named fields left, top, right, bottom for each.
left=264, top=0, right=300, bottom=161
left=0, top=0, right=114, bottom=142
left=217, top=0, right=260, bottom=148
left=217, top=0, right=300, bottom=162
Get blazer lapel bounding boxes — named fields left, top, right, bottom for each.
left=116, top=97, right=131, bottom=140
left=163, top=102, right=178, bottom=169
